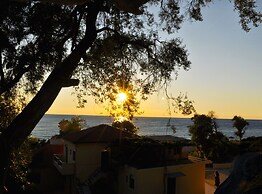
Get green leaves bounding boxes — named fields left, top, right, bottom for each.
left=0, top=91, right=26, bottom=131
left=58, top=116, right=87, bottom=135
left=112, top=120, right=138, bottom=134
left=8, top=138, right=33, bottom=191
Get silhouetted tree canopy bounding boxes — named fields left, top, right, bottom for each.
left=232, top=115, right=249, bottom=141
left=58, top=116, right=86, bottom=135
left=1, top=0, right=261, bottom=97
left=112, top=120, right=138, bottom=134
left=189, top=114, right=215, bottom=151
left=0, top=91, right=25, bottom=132
left=0, top=0, right=261, bottom=191
left=189, top=112, right=230, bottom=161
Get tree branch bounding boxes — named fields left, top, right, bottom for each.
left=0, top=64, right=33, bottom=94
left=1, top=0, right=102, bottom=149
left=0, top=49, right=5, bottom=88
left=62, top=78, right=79, bottom=87
left=96, top=26, right=118, bottom=34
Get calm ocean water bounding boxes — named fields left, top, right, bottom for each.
left=32, top=114, right=262, bottom=140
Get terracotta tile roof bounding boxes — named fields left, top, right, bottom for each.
left=64, top=124, right=136, bottom=144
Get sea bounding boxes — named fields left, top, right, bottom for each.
left=32, top=114, right=262, bottom=140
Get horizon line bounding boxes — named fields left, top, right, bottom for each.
left=45, top=113, right=262, bottom=121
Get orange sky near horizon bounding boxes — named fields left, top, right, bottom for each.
left=47, top=1, right=262, bottom=120
left=47, top=86, right=262, bottom=120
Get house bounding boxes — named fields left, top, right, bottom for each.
left=30, top=138, right=64, bottom=192
left=53, top=124, right=205, bottom=194
left=117, top=161, right=205, bottom=194
left=53, top=124, right=136, bottom=193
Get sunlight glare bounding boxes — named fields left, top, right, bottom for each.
left=115, top=116, right=128, bottom=122
left=116, top=92, right=127, bottom=103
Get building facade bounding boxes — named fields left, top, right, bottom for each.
left=53, top=124, right=205, bottom=194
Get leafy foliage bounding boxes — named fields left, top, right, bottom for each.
left=232, top=115, right=249, bottom=141
left=0, top=90, right=31, bottom=192
left=0, top=91, right=26, bottom=131
left=112, top=120, right=139, bottom=134
left=169, top=93, right=196, bottom=115
left=0, top=0, right=261, bottom=189
left=58, top=116, right=86, bottom=135
left=74, top=31, right=191, bottom=111
left=1, top=0, right=260, bottom=108
left=233, top=0, right=262, bottom=31
left=104, top=80, right=142, bottom=120
left=189, top=113, right=215, bottom=148
left=188, top=112, right=231, bottom=161
left=110, top=136, right=185, bottom=168
left=241, top=136, right=262, bottom=152
left=0, top=2, right=72, bottom=94
left=7, top=138, right=33, bottom=192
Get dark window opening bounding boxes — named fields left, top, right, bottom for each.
left=73, top=151, right=76, bottom=161
left=129, top=175, right=135, bottom=189
left=167, top=177, right=176, bottom=194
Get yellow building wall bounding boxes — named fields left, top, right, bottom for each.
left=167, top=162, right=205, bottom=194
left=118, top=162, right=205, bottom=194
left=136, top=167, right=164, bottom=194
left=75, top=143, right=107, bottom=182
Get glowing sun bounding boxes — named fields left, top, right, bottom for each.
left=116, top=92, right=127, bottom=103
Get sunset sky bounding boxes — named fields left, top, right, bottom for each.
left=47, top=1, right=262, bottom=120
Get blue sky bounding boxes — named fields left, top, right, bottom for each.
left=47, top=1, right=262, bottom=119
left=167, top=0, right=262, bottom=119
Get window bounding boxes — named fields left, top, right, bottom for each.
left=73, top=151, right=76, bottom=161
left=129, top=175, right=135, bottom=189
left=65, top=145, right=68, bottom=163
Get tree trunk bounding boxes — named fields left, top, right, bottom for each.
left=0, top=137, right=10, bottom=194
left=0, top=1, right=101, bottom=192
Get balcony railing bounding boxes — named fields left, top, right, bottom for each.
left=53, top=154, right=75, bottom=175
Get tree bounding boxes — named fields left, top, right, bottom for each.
left=189, top=112, right=229, bottom=161
left=0, top=0, right=261, bottom=191
left=189, top=114, right=214, bottom=155
left=0, top=91, right=26, bottom=132
left=112, top=120, right=138, bottom=134
left=58, top=116, right=86, bottom=135
left=232, top=115, right=249, bottom=141
left=0, top=91, right=31, bottom=193
left=103, top=80, right=142, bottom=121
left=6, top=138, right=33, bottom=193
